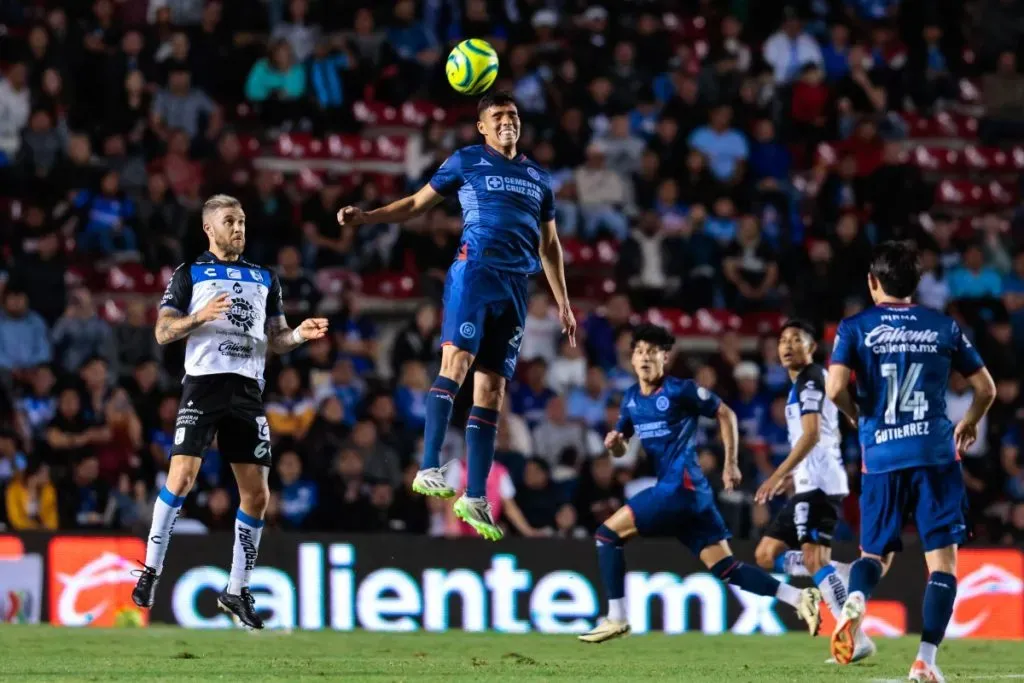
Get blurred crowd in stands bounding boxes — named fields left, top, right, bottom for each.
left=0, top=0, right=1023, bottom=547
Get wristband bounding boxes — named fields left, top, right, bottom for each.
left=291, top=328, right=305, bottom=345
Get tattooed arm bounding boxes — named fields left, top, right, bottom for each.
left=154, top=294, right=229, bottom=345
left=266, top=315, right=329, bottom=354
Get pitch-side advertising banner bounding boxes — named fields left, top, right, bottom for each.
left=0, top=553, right=43, bottom=624
left=4, top=534, right=1022, bottom=638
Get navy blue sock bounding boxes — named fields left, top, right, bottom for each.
left=921, top=571, right=957, bottom=646
left=848, top=557, right=884, bottom=600
left=465, top=406, right=499, bottom=498
left=595, top=525, right=626, bottom=600
left=711, top=556, right=782, bottom=598
left=421, top=376, right=460, bottom=470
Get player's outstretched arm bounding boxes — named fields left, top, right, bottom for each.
left=154, top=294, right=229, bottom=345
left=717, top=403, right=741, bottom=491
left=337, top=184, right=444, bottom=227
left=538, top=218, right=576, bottom=345
left=266, top=315, right=329, bottom=355
left=825, top=364, right=859, bottom=422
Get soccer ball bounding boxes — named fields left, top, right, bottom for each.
left=446, top=39, right=499, bottom=95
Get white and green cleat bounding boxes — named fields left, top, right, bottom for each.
left=453, top=495, right=503, bottom=541
left=578, top=618, right=631, bottom=644
left=411, top=466, right=456, bottom=499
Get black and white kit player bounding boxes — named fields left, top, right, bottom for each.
left=132, top=194, right=328, bottom=628
left=753, top=319, right=875, bottom=663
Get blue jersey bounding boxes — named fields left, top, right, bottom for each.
left=429, top=144, right=555, bottom=274
left=831, top=303, right=985, bottom=473
left=616, top=377, right=721, bottom=495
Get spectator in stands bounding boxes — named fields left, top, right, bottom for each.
left=4, top=460, right=58, bottom=530
left=19, top=109, right=64, bottom=179
left=980, top=211, right=1014, bottom=273
left=723, top=215, right=779, bottom=313
left=821, top=23, right=851, bottom=82
left=0, top=287, right=52, bottom=379
left=386, top=0, right=441, bottom=93
left=521, top=292, right=561, bottom=364
left=548, top=337, right=588, bottom=396
left=584, top=293, right=632, bottom=370
left=390, top=303, right=439, bottom=376
left=266, top=367, right=316, bottom=442
left=573, top=453, right=623, bottom=532
left=910, top=23, right=957, bottom=111
left=567, top=366, right=612, bottom=430
left=731, top=361, right=769, bottom=448
left=835, top=45, right=887, bottom=120
left=979, top=306, right=1018, bottom=379
left=150, top=128, right=203, bottom=204
left=152, top=67, right=221, bottom=145
left=688, top=104, right=747, bottom=187
left=514, top=458, right=562, bottom=533
left=346, top=419, right=401, bottom=489
left=599, top=114, right=646, bottom=177
left=532, top=394, right=599, bottom=471
left=94, top=387, right=142, bottom=484
left=0, top=431, right=27, bottom=485
left=511, top=358, right=557, bottom=429
left=748, top=119, right=792, bottom=197
left=0, top=62, right=30, bottom=159
left=58, top=454, right=111, bottom=529
left=949, top=243, right=1004, bottom=302
left=331, top=292, right=378, bottom=375
left=762, top=6, right=823, bottom=84
left=271, top=0, right=320, bottom=63
left=276, top=245, right=320, bottom=321
left=74, top=170, right=139, bottom=257
left=136, top=173, right=189, bottom=267
left=393, top=361, right=429, bottom=432
left=790, top=64, right=830, bottom=150
left=918, top=245, right=951, bottom=312
left=444, top=451, right=539, bottom=537
left=981, top=51, right=1024, bottom=145
left=1004, top=249, right=1024, bottom=345
left=16, top=366, right=56, bottom=443
left=275, top=447, right=319, bottom=530
left=115, top=301, right=160, bottom=376
left=102, top=134, right=148, bottom=196
left=574, top=142, right=631, bottom=241
left=245, top=38, right=308, bottom=130
left=388, top=460, right=430, bottom=534
left=618, top=211, right=676, bottom=309
left=868, top=142, right=929, bottom=240
left=51, top=287, right=117, bottom=375
left=947, top=371, right=992, bottom=507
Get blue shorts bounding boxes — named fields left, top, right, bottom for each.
left=860, top=461, right=969, bottom=556
left=441, top=260, right=528, bottom=380
left=628, top=484, right=732, bottom=556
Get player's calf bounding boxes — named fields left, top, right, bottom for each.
left=708, top=554, right=823, bottom=636
left=580, top=524, right=630, bottom=643
left=419, top=375, right=463, bottom=478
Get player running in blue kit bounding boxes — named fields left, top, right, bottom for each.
left=337, top=91, right=575, bottom=541
left=826, top=241, right=995, bottom=682
left=579, top=324, right=823, bottom=643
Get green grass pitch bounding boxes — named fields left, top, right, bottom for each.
left=1, top=626, right=1021, bottom=682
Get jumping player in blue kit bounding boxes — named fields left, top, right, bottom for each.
left=825, top=241, right=995, bottom=682
left=337, top=92, right=575, bottom=541
left=579, top=324, right=823, bottom=643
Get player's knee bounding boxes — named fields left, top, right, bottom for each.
left=240, top=485, right=270, bottom=516
left=801, top=546, right=827, bottom=574
left=440, top=347, right=473, bottom=383
left=165, top=456, right=201, bottom=496
left=754, top=543, right=777, bottom=571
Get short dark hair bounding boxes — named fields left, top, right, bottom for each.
left=477, top=90, right=518, bottom=119
left=780, top=318, right=817, bottom=341
left=631, top=323, right=675, bottom=351
left=869, top=240, right=921, bottom=299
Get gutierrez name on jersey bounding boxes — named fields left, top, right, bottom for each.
left=785, top=364, right=849, bottom=496
left=161, top=251, right=285, bottom=386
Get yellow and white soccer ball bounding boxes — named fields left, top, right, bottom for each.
left=446, top=39, right=499, bottom=95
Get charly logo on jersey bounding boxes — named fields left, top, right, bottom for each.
left=227, top=297, right=257, bottom=331
left=656, top=395, right=670, bottom=411
left=526, top=167, right=540, bottom=181
left=459, top=322, right=476, bottom=339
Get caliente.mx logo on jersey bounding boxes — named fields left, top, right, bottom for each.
left=227, top=297, right=257, bottom=331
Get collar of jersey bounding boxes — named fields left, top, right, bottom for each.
left=876, top=302, right=916, bottom=309
left=483, top=144, right=527, bottom=164
left=198, top=251, right=247, bottom=266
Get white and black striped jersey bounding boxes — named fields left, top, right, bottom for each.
left=160, top=251, right=285, bottom=387
left=785, top=363, right=849, bottom=497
